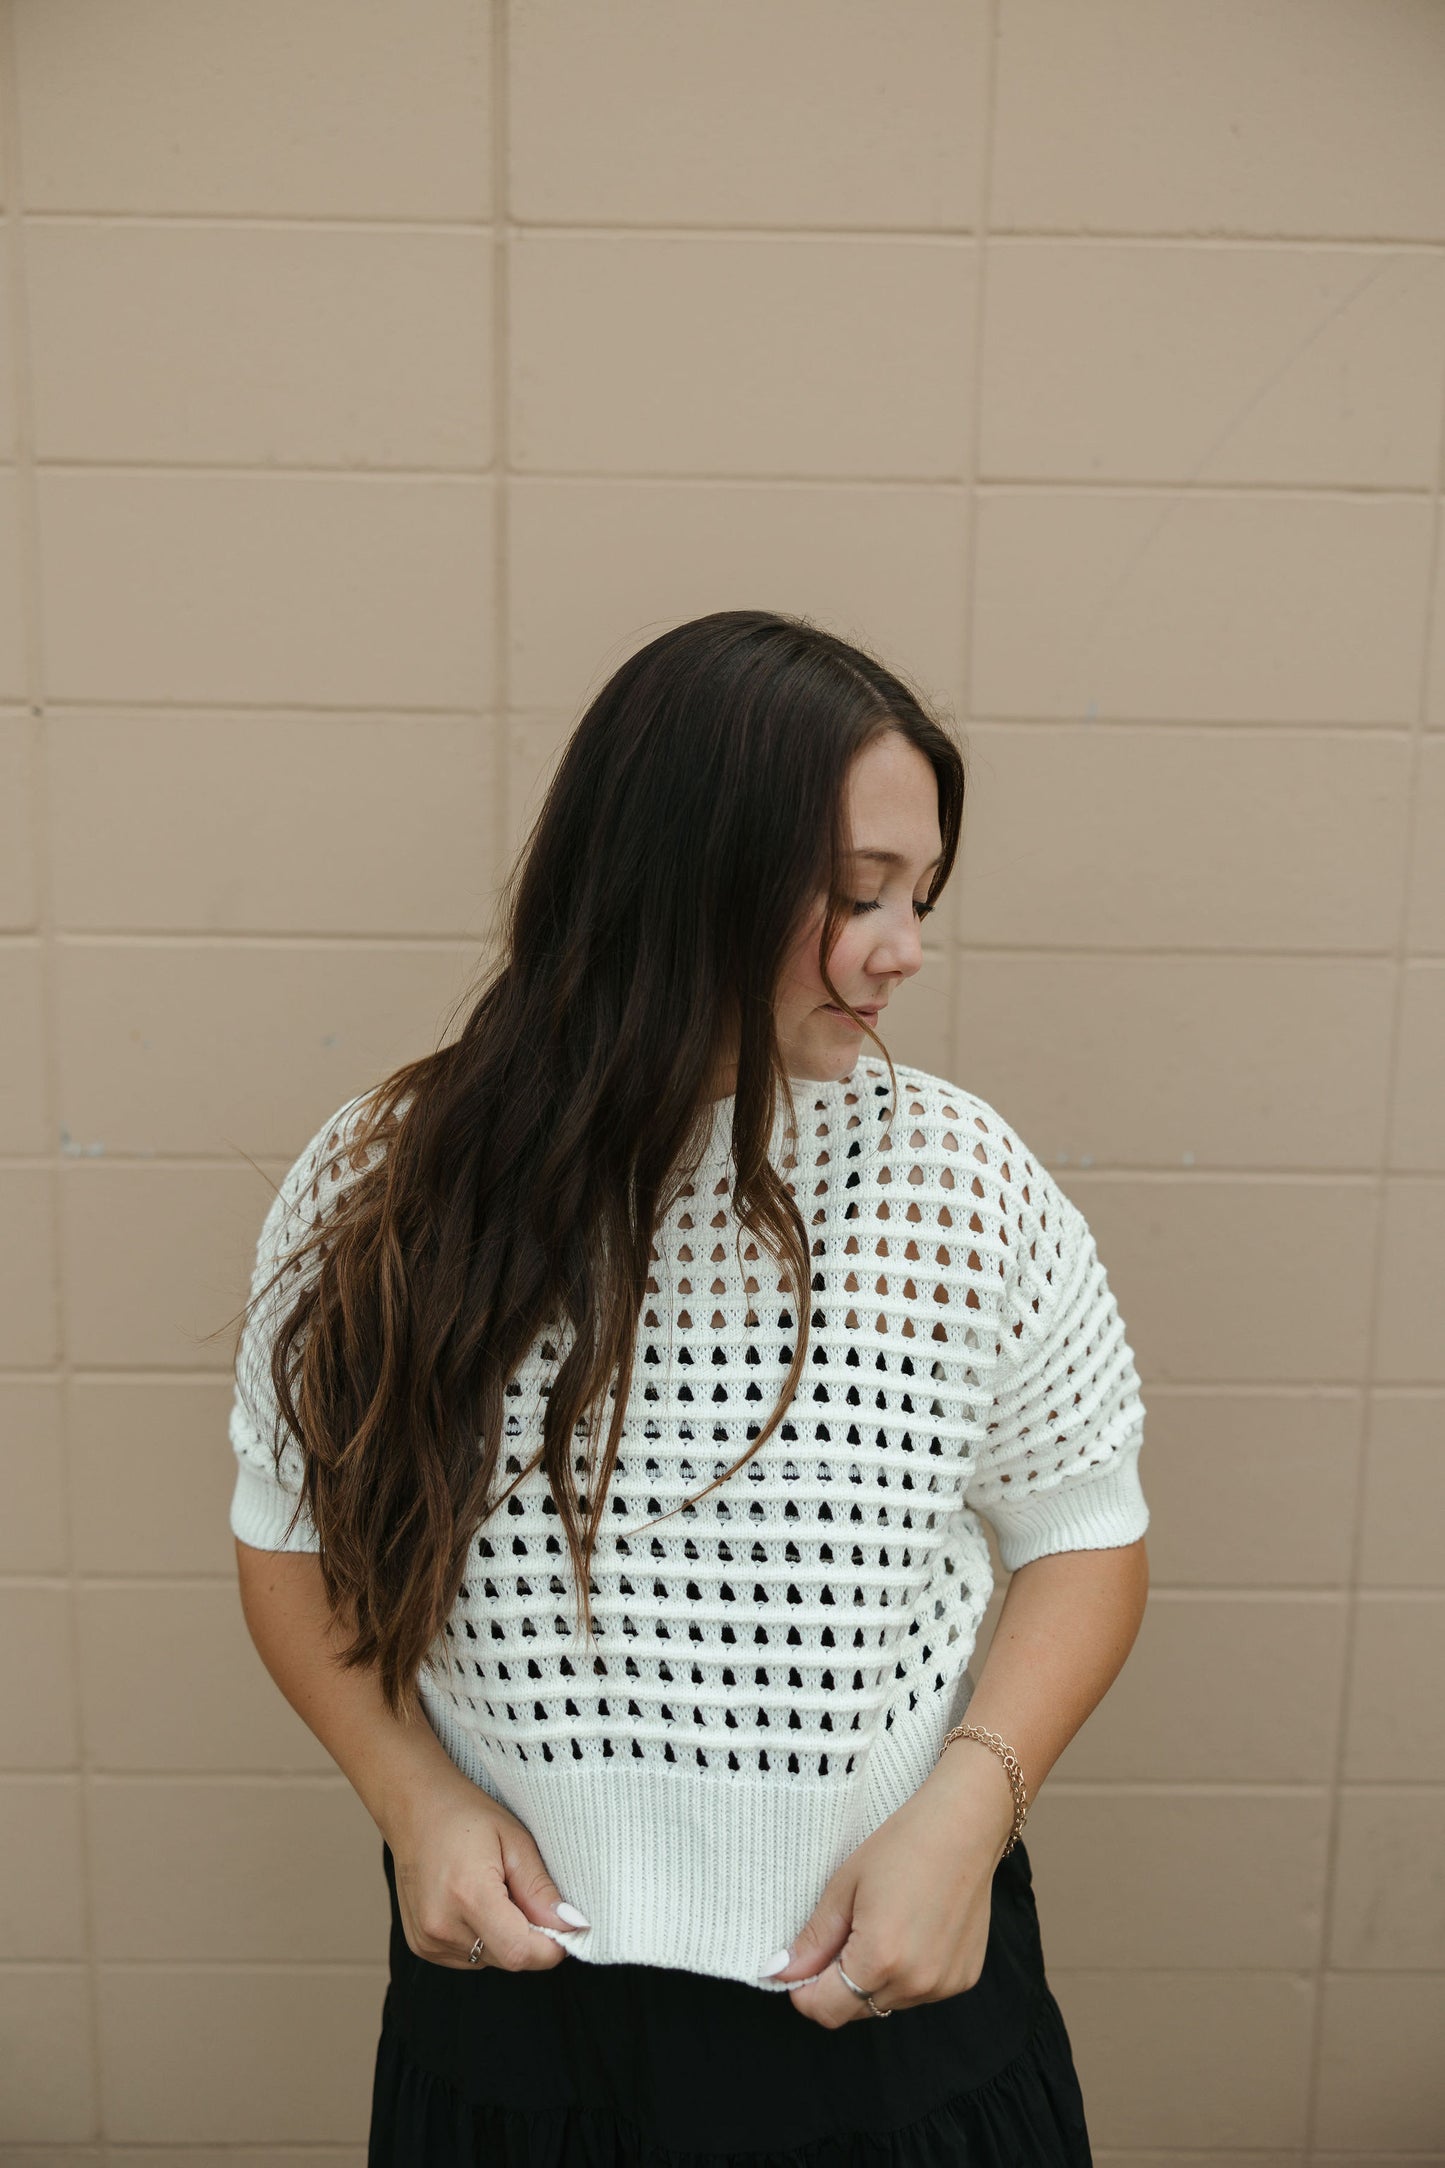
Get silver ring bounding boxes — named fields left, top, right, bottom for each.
left=835, top=1957, right=890, bottom=2016
left=467, top=1935, right=485, bottom=1964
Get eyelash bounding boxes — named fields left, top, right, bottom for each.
left=849, top=899, right=934, bottom=919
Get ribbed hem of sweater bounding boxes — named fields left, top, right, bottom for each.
left=418, top=1668, right=985, bottom=1991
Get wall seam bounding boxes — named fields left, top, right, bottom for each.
left=13, top=209, right=1445, bottom=247
left=0, top=0, right=106, bottom=2150
left=953, top=0, right=1001, bottom=1076
left=1298, top=231, right=1445, bottom=2168
left=492, top=1, right=512, bottom=937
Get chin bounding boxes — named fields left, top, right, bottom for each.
left=790, top=1041, right=864, bottom=1084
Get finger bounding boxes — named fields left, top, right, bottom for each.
left=758, top=1872, right=855, bottom=1988
left=453, top=1920, right=496, bottom=1973
left=405, top=1847, right=570, bottom=1973
left=423, top=1901, right=569, bottom=1973
left=495, top=1824, right=592, bottom=1935
left=462, top=1853, right=573, bottom=1972
left=405, top=1895, right=566, bottom=1972
left=791, top=1932, right=898, bottom=2029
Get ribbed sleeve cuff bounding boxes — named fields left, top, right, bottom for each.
left=229, top=1457, right=321, bottom=1553
left=986, top=1441, right=1149, bottom=1573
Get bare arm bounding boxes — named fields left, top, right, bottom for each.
left=234, top=1538, right=466, bottom=1839
left=920, top=1535, right=1152, bottom=1843
left=234, top=1538, right=586, bottom=1969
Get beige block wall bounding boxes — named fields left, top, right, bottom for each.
left=0, top=0, right=1442, bottom=2156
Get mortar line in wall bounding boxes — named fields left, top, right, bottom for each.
left=493, top=1, right=513, bottom=910
left=1095, top=2150, right=1445, bottom=2166
left=18, top=929, right=1439, bottom=960
left=0, top=2, right=108, bottom=2153
left=22, top=699, right=513, bottom=717
left=946, top=0, right=1000, bottom=1073
left=13, top=699, right=1430, bottom=734
left=1298, top=274, right=1445, bottom=2168
left=15, top=208, right=1445, bottom=251
left=497, top=227, right=1445, bottom=254
left=20, top=458, right=1444, bottom=499
left=24, top=210, right=497, bottom=234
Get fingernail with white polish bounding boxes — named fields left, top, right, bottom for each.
left=555, top=1901, right=591, bottom=1927
left=757, top=1947, right=792, bottom=1977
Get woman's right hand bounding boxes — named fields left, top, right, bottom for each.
left=232, top=1545, right=589, bottom=1972
left=385, top=1768, right=589, bottom=1972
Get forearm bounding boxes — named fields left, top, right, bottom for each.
left=235, top=1538, right=466, bottom=1842
left=921, top=1536, right=1151, bottom=1846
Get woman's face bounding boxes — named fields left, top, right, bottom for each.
left=771, top=729, right=943, bottom=1088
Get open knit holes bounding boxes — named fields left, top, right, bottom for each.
left=970, top=1109, right=1079, bottom=1491
left=274, top=1116, right=380, bottom=1287
left=868, top=1092, right=972, bottom=1345
left=428, top=1068, right=1008, bottom=1782
left=241, top=1067, right=1143, bottom=1796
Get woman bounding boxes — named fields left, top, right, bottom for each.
left=231, top=608, right=1151, bottom=2164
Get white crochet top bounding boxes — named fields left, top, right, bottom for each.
left=230, top=1056, right=1149, bottom=1988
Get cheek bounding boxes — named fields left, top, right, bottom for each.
left=786, top=910, right=866, bottom=999
left=820, top=916, right=871, bottom=983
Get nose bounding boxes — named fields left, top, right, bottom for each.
left=868, top=917, right=925, bottom=981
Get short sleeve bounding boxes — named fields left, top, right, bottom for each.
left=229, top=1091, right=377, bottom=1553
left=963, top=1127, right=1149, bottom=1572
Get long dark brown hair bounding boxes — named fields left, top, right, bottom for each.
left=233, top=610, right=966, bottom=1718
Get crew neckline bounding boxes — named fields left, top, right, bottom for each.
left=692, top=1066, right=854, bottom=1172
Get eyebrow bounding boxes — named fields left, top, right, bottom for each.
left=846, top=848, right=944, bottom=871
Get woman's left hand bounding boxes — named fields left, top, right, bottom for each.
left=760, top=1742, right=1017, bottom=2028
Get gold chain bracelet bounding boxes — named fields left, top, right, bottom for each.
left=939, top=1721, right=1029, bottom=1857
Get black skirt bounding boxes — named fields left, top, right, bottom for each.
left=368, top=1832, right=1092, bottom=2166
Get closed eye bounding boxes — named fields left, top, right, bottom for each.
left=850, top=899, right=934, bottom=919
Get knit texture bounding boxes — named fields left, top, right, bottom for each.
left=230, top=1056, right=1149, bottom=1987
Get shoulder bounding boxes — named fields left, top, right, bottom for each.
left=845, top=1055, right=1045, bottom=1188
left=303, top=1085, right=392, bottom=1198
left=255, top=1085, right=392, bottom=1263
left=845, top=1056, right=1079, bottom=1280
